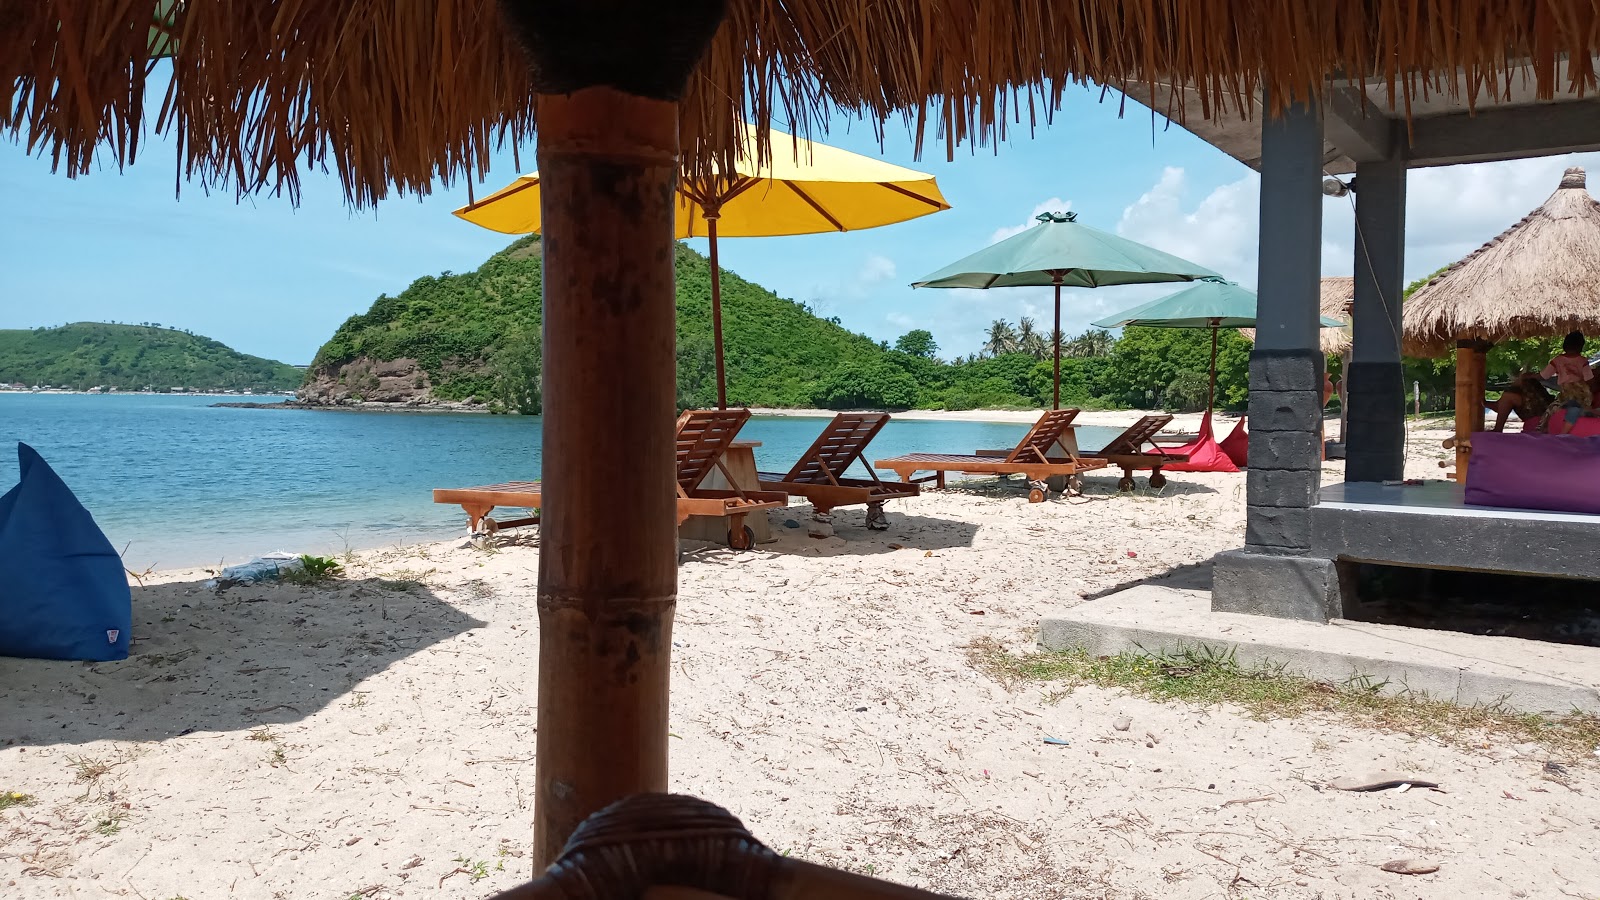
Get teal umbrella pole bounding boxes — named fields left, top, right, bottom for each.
left=1206, top=318, right=1219, bottom=414
left=1050, top=271, right=1064, bottom=410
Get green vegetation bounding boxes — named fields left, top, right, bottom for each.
left=0, top=323, right=301, bottom=392
left=0, top=791, right=35, bottom=811
left=312, top=235, right=1261, bottom=413
left=282, top=554, right=344, bottom=585
left=969, top=638, right=1600, bottom=759
left=316, top=239, right=1561, bottom=415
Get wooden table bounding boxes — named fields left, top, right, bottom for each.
left=679, top=440, right=776, bottom=545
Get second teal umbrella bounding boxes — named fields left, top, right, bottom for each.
left=1093, top=279, right=1342, bottom=416
left=913, top=212, right=1221, bottom=409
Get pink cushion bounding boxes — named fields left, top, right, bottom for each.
left=1465, top=431, right=1600, bottom=514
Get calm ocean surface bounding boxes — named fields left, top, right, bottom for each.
left=0, top=393, right=1120, bottom=570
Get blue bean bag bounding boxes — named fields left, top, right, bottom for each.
left=0, top=443, right=131, bottom=661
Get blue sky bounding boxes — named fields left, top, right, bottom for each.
left=3, top=77, right=1596, bottom=365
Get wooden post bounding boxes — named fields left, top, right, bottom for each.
left=1454, top=339, right=1488, bottom=479
left=534, top=88, right=682, bottom=867
left=493, top=0, right=727, bottom=870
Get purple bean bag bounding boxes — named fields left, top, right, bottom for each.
left=1465, top=431, right=1600, bottom=515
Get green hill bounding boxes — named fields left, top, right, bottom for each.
left=304, top=236, right=917, bottom=411
left=0, top=323, right=302, bottom=392
left=304, top=235, right=1270, bottom=415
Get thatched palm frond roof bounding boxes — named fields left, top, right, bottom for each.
left=1238, top=277, right=1353, bottom=355
left=1403, top=168, right=1600, bottom=358
left=4, top=2, right=1599, bottom=207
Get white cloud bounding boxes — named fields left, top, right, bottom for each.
left=1116, top=153, right=1600, bottom=290
left=885, top=311, right=915, bottom=328
left=857, top=254, right=897, bottom=286
left=990, top=197, right=1072, bottom=243
left=1115, top=167, right=1266, bottom=282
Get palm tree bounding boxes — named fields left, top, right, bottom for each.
left=982, top=319, right=1019, bottom=357
left=1016, top=317, right=1047, bottom=360
left=1065, top=328, right=1115, bottom=358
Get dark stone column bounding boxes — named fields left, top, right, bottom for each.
left=1213, top=97, right=1339, bottom=622
left=1346, top=157, right=1407, bottom=482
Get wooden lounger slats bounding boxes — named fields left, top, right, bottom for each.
left=755, top=413, right=918, bottom=521
left=873, top=409, right=1107, bottom=502
left=973, top=414, right=1191, bottom=491
left=434, top=409, right=787, bottom=549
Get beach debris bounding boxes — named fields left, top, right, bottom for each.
left=1380, top=859, right=1440, bottom=876
left=1125, top=550, right=1137, bottom=558
left=1328, top=772, right=1440, bottom=792
left=887, top=543, right=904, bottom=550
left=782, top=519, right=801, bottom=529
left=1112, top=715, right=1132, bottom=732
left=205, top=553, right=302, bottom=590
left=1503, top=790, right=1525, bottom=801
left=402, top=856, right=424, bottom=870
left=1043, top=737, right=1070, bottom=746
left=966, top=608, right=986, bottom=615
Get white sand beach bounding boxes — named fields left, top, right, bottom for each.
left=3, top=419, right=1595, bottom=900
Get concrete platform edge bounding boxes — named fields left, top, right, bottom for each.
left=1039, top=586, right=1600, bottom=714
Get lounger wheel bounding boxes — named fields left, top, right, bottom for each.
left=1027, top=487, right=1047, bottom=504
left=727, top=525, right=757, bottom=551
left=1117, top=475, right=1135, bottom=492
left=1148, top=470, right=1167, bottom=489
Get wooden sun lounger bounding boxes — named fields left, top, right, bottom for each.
left=432, top=409, right=787, bottom=550
left=873, top=408, right=1107, bottom=503
left=975, top=414, right=1190, bottom=491
left=756, top=413, right=918, bottom=529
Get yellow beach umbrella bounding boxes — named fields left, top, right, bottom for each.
left=454, top=124, right=951, bottom=407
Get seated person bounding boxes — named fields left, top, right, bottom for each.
left=1491, top=373, right=1552, bottom=432
left=1542, top=331, right=1594, bottom=435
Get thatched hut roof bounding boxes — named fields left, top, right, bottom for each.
left=1403, top=168, right=1600, bottom=358
left=4, top=2, right=1599, bottom=207
left=1238, top=277, right=1353, bottom=355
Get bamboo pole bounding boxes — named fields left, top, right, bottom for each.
left=533, top=87, right=682, bottom=867
left=1454, top=339, right=1487, bottom=479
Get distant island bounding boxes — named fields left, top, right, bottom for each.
left=0, top=323, right=302, bottom=394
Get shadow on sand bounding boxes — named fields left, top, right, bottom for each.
left=681, top=508, right=978, bottom=562
left=0, top=576, right=484, bottom=748
left=922, top=472, right=1220, bottom=502
left=1081, top=561, right=1216, bottom=602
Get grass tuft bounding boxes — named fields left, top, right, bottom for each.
left=969, top=638, right=1600, bottom=760
left=0, top=791, right=35, bottom=811
left=281, top=554, right=344, bottom=585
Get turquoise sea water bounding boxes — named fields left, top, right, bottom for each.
left=0, top=393, right=1120, bottom=570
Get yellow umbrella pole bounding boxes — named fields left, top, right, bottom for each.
left=708, top=213, right=728, bottom=409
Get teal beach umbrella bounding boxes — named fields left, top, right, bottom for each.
left=1093, top=279, right=1343, bottom=416
left=912, top=212, right=1221, bottom=408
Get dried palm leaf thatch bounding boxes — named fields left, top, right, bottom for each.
left=1403, top=168, right=1600, bottom=358
left=4, top=1, right=1599, bottom=207
left=1239, top=276, right=1354, bottom=355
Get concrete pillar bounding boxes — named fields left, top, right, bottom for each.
left=1345, top=157, right=1407, bottom=481
left=1213, top=97, right=1339, bottom=622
